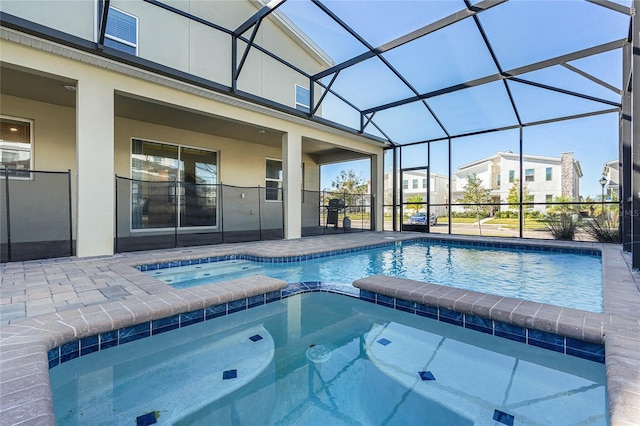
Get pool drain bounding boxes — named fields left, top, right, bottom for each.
left=306, top=344, right=331, bottom=363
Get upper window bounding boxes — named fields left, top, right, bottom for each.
left=104, top=7, right=138, bottom=55
left=496, top=174, right=501, bottom=187
left=525, top=168, right=535, bottom=182
left=0, top=116, right=32, bottom=178
left=402, top=179, right=408, bottom=190
left=295, top=85, right=310, bottom=112
left=422, top=178, right=427, bottom=188
left=508, top=170, right=515, bottom=183
left=412, top=179, right=418, bottom=189
left=546, top=167, right=552, bottom=181
left=266, top=159, right=283, bottom=201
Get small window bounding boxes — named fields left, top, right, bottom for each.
left=295, top=85, right=310, bottom=112
left=525, top=169, right=535, bottom=182
left=508, top=170, right=515, bottom=183
left=546, top=167, right=552, bottom=181
left=266, top=159, right=282, bottom=201
left=546, top=194, right=553, bottom=203
left=104, top=7, right=138, bottom=55
left=412, top=179, right=418, bottom=189
left=422, top=178, right=427, bottom=188
left=496, top=174, right=501, bottom=187
left=402, top=179, right=408, bottom=190
left=0, top=116, right=33, bottom=178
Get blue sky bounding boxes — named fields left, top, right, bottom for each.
left=281, top=1, right=628, bottom=197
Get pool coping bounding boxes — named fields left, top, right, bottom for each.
left=1, top=233, right=639, bottom=425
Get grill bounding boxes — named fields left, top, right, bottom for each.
left=325, top=198, right=345, bottom=228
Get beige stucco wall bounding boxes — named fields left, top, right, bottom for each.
left=0, top=28, right=384, bottom=255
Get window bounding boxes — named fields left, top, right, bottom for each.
left=525, top=168, right=535, bottom=182
left=295, top=85, right=310, bottom=112
left=422, top=178, right=427, bottom=188
left=546, top=194, right=553, bottom=203
left=546, top=167, right=552, bottom=181
left=0, top=116, right=32, bottom=178
left=496, top=174, right=501, bottom=187
left=266, top=159, right=282, bottom=201
left=508, top=170, right=515, bottom=183
left=104, top=7, right=138, bottom=55
left=402, top=179, right=408, bottom=190
left=412, top=179, right=418, bottom=189
left=131, top=139, right=217, bottom=229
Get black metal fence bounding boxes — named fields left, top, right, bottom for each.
left=302, top=189, right=373, bottom=236
left=1, top=167, right=73, bottom=262
left=115, top=176, right=285, bottom=253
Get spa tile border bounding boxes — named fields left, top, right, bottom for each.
left=134, top=238, right=600, bottom=271
left=46, top=279, right=604, bottom=372
left=353, top=275, right=607, bottom=363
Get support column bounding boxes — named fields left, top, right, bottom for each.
left=76, top=77, right=115, bottom=257
left=370, top=153, right=384, bottom=231
left=282, top=130, right=302, bottom=239
left=621, top=40, right=632, bottom=251
left=632, top=2, right=640, bottom=268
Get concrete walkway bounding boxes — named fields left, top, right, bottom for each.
left=1, top=232, right=639, bottom=425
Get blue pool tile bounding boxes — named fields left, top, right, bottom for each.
left=169, top=261, right=180, bottom=268
left=494, top=321, right=526, bottom=343
left=566, top=338, right=605, bottom=363
left=396, top=298, right=416, bottom=313
left=416, top=303, right=438, bottom=320
left=136, top=411, right=158, bottom=426
left=439, top=308, right=463, bottom=327
left=248, top=294, right=265, bottom=308
left=249, top=334, right=263, bottom=342
left=152, top=315, right=180, bottom=335
left=464, top=314, right=493, bottom=335
left=302, top=282, right=321, bottom=290
left=528, top=329, right=564, bottom=353
left=205, top=304, right=227, bottom=320
left=119, top=323, right=151, bottom=344
left=159, top=262, right=170, bottom=270
left=60, top=341, right=79, bottom=363
left=377, top=338, right=392, bottom=346
left=48, top=348, right=59, bottom=369
left=418, top=371, right=436, bottom=381
left=100, top=330, right=119, bottom=350
left=223, top=369, right=237, bottom=380
left=493, top=409, right=514, bottom=426
left=146, top=264, right=158, bottom=271
left=265, top=290, right=281, bottom=303
left=180, top=309, right=204, bottom=327
left=282, top=284, right=306, bottom=297
left=228, top=298, right=247, bottom=314
left=376, top=294, right=394, bottom=308
left=359, top=290, right=376, bottom=303
left=80, top=335, right=99, bottom=356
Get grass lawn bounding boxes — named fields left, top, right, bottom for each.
left=484, top=218, right=546, bottom=230
left=437, top=217, right=480, bottom=224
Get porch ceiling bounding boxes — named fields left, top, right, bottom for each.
left=0, top=65, right=365, bottom=161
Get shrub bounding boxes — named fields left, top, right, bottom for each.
left=582, top=217, right=619, bottom=243
left=542, top=214, right=578, bottom=241
left=526, top=210, right=542, bottom=219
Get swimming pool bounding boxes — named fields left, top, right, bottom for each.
left=145, top=241, right=603, bottom=312
left=50, top=292, right=607, bottom=425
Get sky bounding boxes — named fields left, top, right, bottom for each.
left=277, top=0, right=629, bottom=198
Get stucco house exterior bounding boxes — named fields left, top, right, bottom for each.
left=0, top=0, right=386, bottom=259
left=452, top=151, right=583, bottom=213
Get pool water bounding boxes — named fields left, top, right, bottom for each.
left=50, top=293, right=607, bottom=425
left=149, top=241, right=603, bottom=312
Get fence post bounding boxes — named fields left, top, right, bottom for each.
left=174, top=178, right=179, bottom=248
left=258, top=185, right=263, bottom=241
left=4, top=166, right=11, bottom=261
left=114, top=175, right=119, bottom=254
left=68, top=169, right=73, bottom=256
left=220, top=184, right=225, bottom=244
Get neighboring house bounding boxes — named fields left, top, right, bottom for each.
left=0, top=0, right=386, bottom=258
left=383, top=170, right=449, bottom=217
left=452, top=151, right=583, bottom=213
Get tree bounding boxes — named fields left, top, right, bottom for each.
left=546, top=195, right=576, bottom=216
left=506, top=179, right=533, bottom=216
left=460, top=174, right=492, bottom=235
left=406, top=194, right=425, bottom=214
left=330, top=169, right=368, bottom=209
